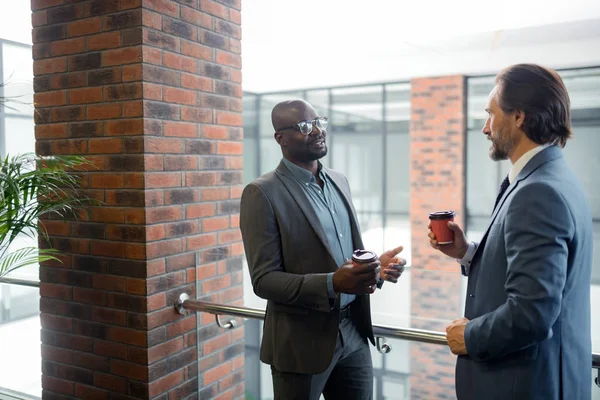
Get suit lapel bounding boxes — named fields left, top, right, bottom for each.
left=473, top=146, right=563, bottom=260
left=274, top=162, right=339, bottom=262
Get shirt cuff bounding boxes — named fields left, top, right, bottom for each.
left=327, top=272, right=336, bottom=298
left=457, top=241, right=477, bottom=276
left=376, top=274, right=384, bottom=289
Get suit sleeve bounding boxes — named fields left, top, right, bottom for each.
left=240, top=183, right=333, bottom=313
left=464, top=182, right=573, bottom=361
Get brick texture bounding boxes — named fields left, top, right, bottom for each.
left=409, top=76, right=466, bottom=399
left=33, top=0, right=244, bottom=398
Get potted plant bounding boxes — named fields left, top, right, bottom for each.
left=0, top=153, right=91, bottom=278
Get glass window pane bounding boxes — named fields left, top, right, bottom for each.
left=385, top=83, right=410, bottom=133
left=358, top=212, right=383, bottom=254
left=331, top=86, right=383, bottom=133
left=386, top=133, right=410, bottom=213
left=467, top=76, right=495, bottom=131
left=243, top=137, right=258, bottom=184
left=2, top=41, right=34, bottom=116
left=593, top=222, right=600, bottom=286
left=466, top=127, right=511, bottom=219
left=259, top=138, right=283, bottom=176
left=4, top=116, right=35, bottom=157
left=242, top=93, right=258, bottom=139
left=383, top=215, right=412, bottom=267
left=332, top=134, right=383, bottom=215
left=466, top=77, right=511, bottom=223
left=305, top=89, right=329, bottom=116
left=563, top=126, right=600, bottom=218
left=0, top=284, right=41, bottom=397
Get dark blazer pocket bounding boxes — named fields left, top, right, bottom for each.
left=270, top=303, right=310, bottom=316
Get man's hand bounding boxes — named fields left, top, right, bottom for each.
left=428, top=221, right=469, bottom=260
left=379, top=245, right=406, bottom=283
left=332, top=260, right=379, bottom=295
left=446, top=317, right=469, bottom=355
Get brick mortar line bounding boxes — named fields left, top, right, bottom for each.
left=32, top=7, right=240, bottom=41
left=42, top=356, right=198, bottom=384
left=41, top=264, right=241, bottom=284
left=141, top=4, right=242, bottom=24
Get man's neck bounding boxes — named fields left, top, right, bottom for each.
left=509, top=137, right=539, bottom=165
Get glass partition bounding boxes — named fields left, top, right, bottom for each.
left=0, top=39, right=40, bottom=399
left=0, top=283, right=41, bottom=398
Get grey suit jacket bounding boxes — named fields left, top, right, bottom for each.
left=240, top=161, right=375, bottom=374
left=457, top=145, right=593, bottom=400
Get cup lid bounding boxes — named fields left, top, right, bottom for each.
left=352, top=249, right=378, bottom=263
left=429, top=210, right=455, bottom=220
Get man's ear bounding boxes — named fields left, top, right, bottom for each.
left=515, top=110, right=525, bottom=129
left=274, top=131, right=285, bottom=146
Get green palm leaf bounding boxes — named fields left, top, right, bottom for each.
left=0, top=153, right=97, bottom=278
left=0, top=247, right=61, bottom=277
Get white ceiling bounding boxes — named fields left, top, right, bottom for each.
left=242, top=0, right=600, bottom=92
left=2, top=1, right=599, bottom=93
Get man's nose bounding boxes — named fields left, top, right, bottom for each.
left=309, top=123, right=324, bottom=136
left=482, top=120, right=490, bottom=134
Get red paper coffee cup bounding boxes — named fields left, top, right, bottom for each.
left=429, top=210, right=455, bottom=245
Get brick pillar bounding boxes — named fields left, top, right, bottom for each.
left=32, top=0, right=244, bottom=398
left=409, top=76, right=466, bottom=399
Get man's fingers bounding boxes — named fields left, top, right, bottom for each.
left=364, top=277, right=377, bottom=287
left=354, top=271, right=377, bottom=284
left=384, top=245, right=404, bottom=257
left=447, top=222, right=463, bottom=233
left=388, top=256, right=406, bottom=266
left=354, top=262, right=379, bottom=274
left=385, top=269, right=401, bottom=279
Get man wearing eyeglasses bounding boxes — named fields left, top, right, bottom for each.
left=240, top=99, right=405, bottom=400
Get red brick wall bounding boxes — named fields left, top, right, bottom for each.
left=32, top=0, right=244, bottom=398
left=409, top=76, right=466, bottom=399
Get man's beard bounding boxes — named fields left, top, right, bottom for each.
left=294, top=145, right=328, bottom=163
left=309, top=145, right=328, bottom=161
left=489, top=126, right=517, bottom=161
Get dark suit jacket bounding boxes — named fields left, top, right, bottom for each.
left=457, top=146, right=593, bottom=400
left=239, top=161, right=375, bottom=374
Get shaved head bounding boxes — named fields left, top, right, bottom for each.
left=271, top=99, right=327, bottom=169
left=271, top=99, right=317, bottom=132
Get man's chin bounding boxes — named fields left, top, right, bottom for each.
left=489, top=145, right=507, bottom=161
left=310, top=147, right=328, bottom=160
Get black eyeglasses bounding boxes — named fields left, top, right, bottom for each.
left=277, top=117, right=328, bottom=136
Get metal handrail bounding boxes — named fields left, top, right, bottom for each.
left=176, top=295, right=600, bottom=372
left=0, top=277, right=40, bottom=288
left=1, top=278, right=598, bottom=375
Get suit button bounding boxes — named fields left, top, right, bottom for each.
left=468, top=294, right=475, bottom=298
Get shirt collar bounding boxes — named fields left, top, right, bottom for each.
left=508, top=143, right=551, bottom=183
left=281, top=157, right=326, bottom=185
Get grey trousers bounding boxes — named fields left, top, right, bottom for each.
left=270, top=317, right=373, bottom=400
